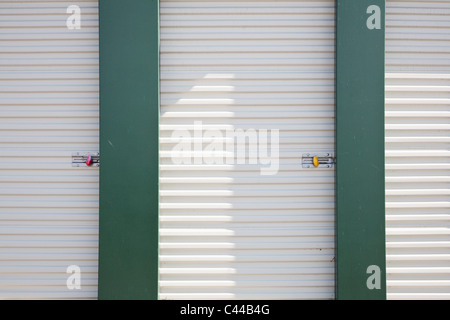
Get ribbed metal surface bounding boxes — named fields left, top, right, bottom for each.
left=386, top=0, right=450, bottom=300
left=0, top=0, right=99, bottom=299
left=159, top=0, right=335, bottom=300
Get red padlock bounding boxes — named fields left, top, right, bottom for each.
left=85, top=155, right=93, bottom=166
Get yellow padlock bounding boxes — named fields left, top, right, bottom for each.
left=313, top=156, right=319, bottom=167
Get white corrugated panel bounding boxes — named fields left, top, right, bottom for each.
left=159, top=0, right=335, bottom=300
left=0, top=0, right=99, bottom=299
left=386, top=0, right=450, bottom=300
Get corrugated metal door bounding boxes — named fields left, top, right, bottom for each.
left=0, top=1, right=99, bottom=299
left=159, top=0, right=336, bottom=299
left=386, top=0, right=450, bottom=299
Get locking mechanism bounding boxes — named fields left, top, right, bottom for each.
left=302, top=153, right=335, bottom=168
left=72, top=152, right=100, bottom=167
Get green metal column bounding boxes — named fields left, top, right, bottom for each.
left=336, top=0, right=386, bottom=300
left=98, top=0, right=160, bottom=300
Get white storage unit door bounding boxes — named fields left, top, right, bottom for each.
left=0, top=1, right=99, bottom=299
left=159, top=0, right=336, bottom=299
left=386, top=0, right=450, bottom=300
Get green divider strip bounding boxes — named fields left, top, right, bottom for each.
left=336, top=0, right=386, bottom=300
left=98, top=0, right=160, bottom=300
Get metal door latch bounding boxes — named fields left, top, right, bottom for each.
left=72, top=152, right=100, bottom=167
left=302, top=153, right=335, bottom=168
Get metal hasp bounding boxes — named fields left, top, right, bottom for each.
left=302, top=153, right=335, bottom=168
left=72, top=152, right=100, bottom=167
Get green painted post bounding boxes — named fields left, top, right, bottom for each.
left=98, top=0, right=160, bottom=300
left=336, top=0, right=386, bottom=300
